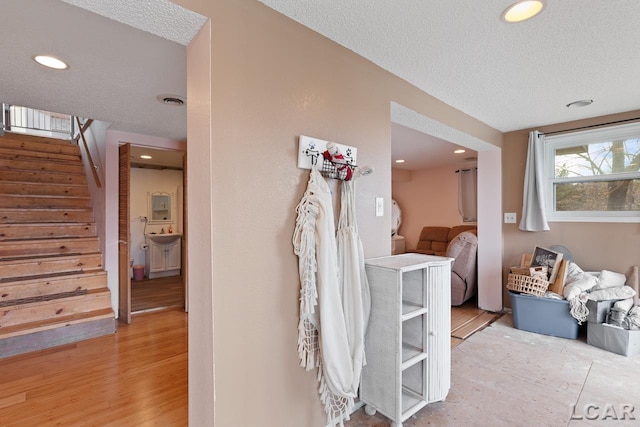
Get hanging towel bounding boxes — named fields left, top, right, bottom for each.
left=293, top=164, right=368, bottom=425
left=336, top=174, right=371, bottom=390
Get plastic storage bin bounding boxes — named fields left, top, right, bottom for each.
left=133, top=265, right=145, bottom=281
left=509, top=291, right=580, bottom=339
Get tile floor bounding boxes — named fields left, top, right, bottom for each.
left=346, top=315, right=640, bottom=426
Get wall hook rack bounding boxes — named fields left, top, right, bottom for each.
left=297, top=135, right=361, bottom=181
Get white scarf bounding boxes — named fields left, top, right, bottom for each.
left=293, top=165, right=370, bottom=425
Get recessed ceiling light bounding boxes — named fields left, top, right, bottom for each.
left=156, top=94, right=185, bottom=106
left=33, top=54, right=69, bottom=70
left=395, top=159, right=405, bottom=163
left=566, top=99, right=593, bottom=108
left=140, top=155, right=153, bottom=160
left=454, top=149, right=466, bottom=154
left=502, top=1, right=545, bottom=23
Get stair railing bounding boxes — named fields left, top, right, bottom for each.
left=74, top=117, right=102, bottom=188
left=1, top=103, right=102, bottom=189
left=1, top=104, right=73, bottom=140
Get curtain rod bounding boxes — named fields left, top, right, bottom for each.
left=541, top=116, right=640, bottom=137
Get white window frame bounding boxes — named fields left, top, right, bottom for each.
left=544, top=122, right=640, bottom=223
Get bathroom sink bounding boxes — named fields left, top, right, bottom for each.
left=146, top=233, right=182, bottom=244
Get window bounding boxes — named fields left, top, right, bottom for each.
left=544, top=122, right=640, bottom=222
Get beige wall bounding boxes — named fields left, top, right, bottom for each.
left=502, top=110, right=640, bottom=306
left=178, top=0, right=501, bottom=425
left=392, top=166, right=465, bottom=250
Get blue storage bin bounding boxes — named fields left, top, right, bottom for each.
left=509, top=291, right=580, bottom=339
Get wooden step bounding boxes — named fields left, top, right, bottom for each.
left=0, top=135, right=79, bottom=152
left=0, top=194, right=91, bottom=209
left=0, top=223, right=96, bottom=240
left=0, top=169, right=87, bottom=185
left=0, top=181, right=88, bottom=197
left=0, top=237, right=100, bottom=258
left=0, top=157, right=84, bottom=174
left=0, top=253, right=103, bottom=281
left=0, top=147, right=81, bottom=163
left=0, top=208, right=94, bottom=224
left=0, top=309, right=115, bottom=359
left=0, top=288, right=112, bottom=329
left=0, top=271, right=107, bottom=303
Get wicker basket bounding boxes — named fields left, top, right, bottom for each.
left=507, top=273, right=549, bottom=297
left=510, top=265, right=548, bottom=279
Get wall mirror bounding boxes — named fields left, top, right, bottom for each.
left=148, top=191, right=174, bottom=223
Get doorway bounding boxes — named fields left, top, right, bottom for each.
left=119, top=144, right=187, bottom=319
left=390, top=102, right=503, bottom=312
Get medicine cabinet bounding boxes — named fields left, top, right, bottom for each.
left=148, top=191, right=174, bottom=224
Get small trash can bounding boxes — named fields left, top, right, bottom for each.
left=133, top=265, right=145, bottom=281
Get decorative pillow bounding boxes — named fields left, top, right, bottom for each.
left=588, top=285, right=637, bottom=302
left=594, top=269, right=627, bottom=290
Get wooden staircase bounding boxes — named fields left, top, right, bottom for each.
left=0, top=132, right=115, bottom=359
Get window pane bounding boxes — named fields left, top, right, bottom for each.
left=555, top=179, right=640, bottom=211
left=554, top=139, right=640, bottom=178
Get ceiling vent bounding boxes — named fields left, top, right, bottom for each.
left=157, top=94, right=185, bottom=106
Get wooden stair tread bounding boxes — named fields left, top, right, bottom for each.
left=0, top=308, right=114, bottom=340
left=1, top=271, right=107, bottom=303
left=0, top=253, right=103, bottom=283
left=0, top=194, right=90, bottom=200
left=1, top=269, right=106, bottom=283
left=0, top=132, right=77, bottom=147
left=0, top=148, right=81, bottom=163
left=0, top=270, right=100, bottom=284
left=0, top=288, right=112, bottom=329
left=0, top=207, right=92, bottom=213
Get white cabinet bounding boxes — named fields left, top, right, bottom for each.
left=361, top=253, right=452, bottom=427
left=145, top=235, right=181, bottom=279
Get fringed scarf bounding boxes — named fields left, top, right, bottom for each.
left=293, top=165, right=370, bottom=426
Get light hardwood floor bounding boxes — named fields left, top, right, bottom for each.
left=0, top=300, right=493, bottom=426
left=131, top=275, right=185, bottom=313
left=0, top=308, right=187, bottom=426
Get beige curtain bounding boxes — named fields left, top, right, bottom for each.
left=457, top=168, right=477, bottom=223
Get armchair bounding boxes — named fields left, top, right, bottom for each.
left=446, top=231, right=478, bottom=306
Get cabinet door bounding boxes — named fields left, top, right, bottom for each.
left=149, top=242, right=165, bottom=272
left=165, top=240, right=182, bottom=270
left=426, top=263, right=451, bottom=403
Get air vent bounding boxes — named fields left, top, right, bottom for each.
left=157, top=94, right=185, bottom=106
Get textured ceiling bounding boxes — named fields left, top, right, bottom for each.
left=0, top=0, right=206, bottom=141
left=61, top=0, right=206, bottom=46
left=4, top=1, right=639, bottom=170
left=258, top=0, right=640, bottom=133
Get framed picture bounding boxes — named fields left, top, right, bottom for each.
left=530, top=246, right=564, bottom=283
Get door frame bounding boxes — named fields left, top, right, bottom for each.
left=118, top=143, right=132, bottom=323
left=118, top=144, right=188, bottom=318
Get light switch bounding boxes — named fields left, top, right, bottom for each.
left=375, top=197, right=384, bottom=217
left=504, top=212, right=517, bottom=223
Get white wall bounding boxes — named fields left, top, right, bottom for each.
left=129, top=168, right=184, bottom=271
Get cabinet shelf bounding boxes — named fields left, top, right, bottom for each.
left=401, top=301, right=427, bottom=321
left=361, top=254, right=452, bottom=427
left=401, top=388, right=428, bottom=419
left=401, top=343, right=427, bottom=370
